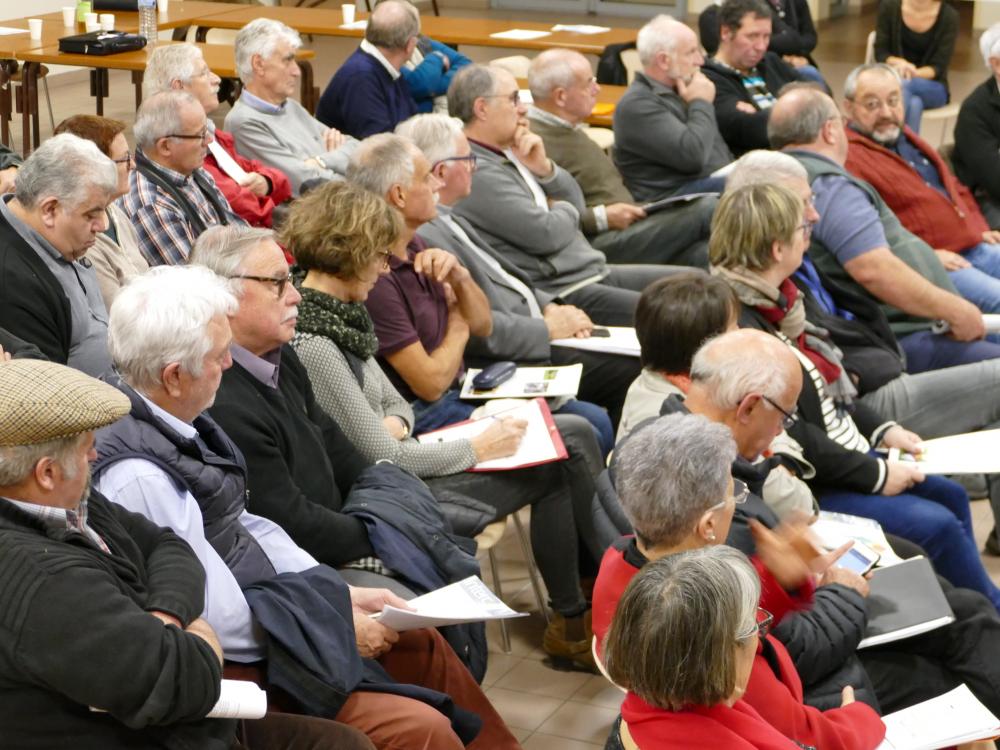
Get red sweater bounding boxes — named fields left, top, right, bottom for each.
left=593, top=540, right=885, bottom=750
left=203, top=129, right=292, bottom=229
left=845, top=126, right=987, bottom=254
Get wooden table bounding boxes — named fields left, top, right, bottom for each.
left=17, top=41, right=315, bottom=153
left=188, top=5, right=637, bottom=55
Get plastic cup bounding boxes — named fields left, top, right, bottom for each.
left=158, top=0, right=169, bottom=15
left=342, top=3, right=356, bottom=24
left=85, top=21, right=100, bottom=32
left=84, top=12, right=98, bottom=24
left=27, top=18, right=42, bottom=40
left=100, top=13, right=114, bottom=30
left=61, top=7, right=75, bottom=26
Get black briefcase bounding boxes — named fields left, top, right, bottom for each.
left=58, top=30, right=147, bottom=55
left=93, top=0, right=139, bottom=8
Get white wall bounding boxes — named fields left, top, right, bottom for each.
left=0, top=0, right=67, bottom=19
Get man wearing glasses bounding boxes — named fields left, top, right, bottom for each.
left=121, top=90, right=246, bottom=267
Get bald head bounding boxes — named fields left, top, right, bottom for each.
left=768, top=86, right=847, bottom=163
left=528, top=49, right=598, bottom=124
left=366, top=0, right=420, bottom=54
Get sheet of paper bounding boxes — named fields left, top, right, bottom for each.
left=340, top=19, right=368, bottom=29
left=551, top=23, right=611, bottom=34
left=876, top=684, right=1000, bottom=750
left=551, top=326, right=640, bottom=357
left=207, top=141, right=250, bottom=184
left=519, top=88, right=534, bottom=104
left=810, top=511, right=904, bottom=567
left=887, top=428, right=1000, bottom=474
left=0, top=27, right=28, bottom=36
left=417, top=398, right=566, bottom=471
left=207, top=680, right=268, bottom=719
left=489, top=28, right=551, bottom=40
left=460, top=364, right=582, bottom=400
left=375, top=576, right=527, bottom=631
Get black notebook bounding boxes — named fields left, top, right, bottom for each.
left=858, top=556, right=954, bottom=649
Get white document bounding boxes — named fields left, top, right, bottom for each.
left=340, top=19, right=368, bottom=29
left=91, top=679, right=267, bottom=720
left=207, top=141, right=250, bottom=184
left=519, top=88, right=534, bottom=104
left=551, top=24, right=611, bottom=34
left=0, top=27, right=28, bottom=36
left=374, top=576, right=527, bottom=631
left=490, top=28, right=551, bottom=40
left=416, top=397, right=566, bottom=471
left=810, top=511, right=904, bottom=567
left=932, top=313, right=1000, bottom=335
left=460, top=364, right=582, bottom=400
left=551, top=326, right=640, bottom=357
left=887, top=428, right=1000, bottom=474
left=876, top=684, right=1000, bottom=750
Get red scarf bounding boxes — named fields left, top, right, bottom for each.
left=756, top=279, right=841, bottom=385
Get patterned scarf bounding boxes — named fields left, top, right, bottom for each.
left=295, top=287, right=379, bottom=359
left=712, top=265, right=858, bottom=404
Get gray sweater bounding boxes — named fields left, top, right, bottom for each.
left=224, top=96, right=358, bottom=195
left=292, top=333, right=478, bottom=477
left=613, top=72, right=733, bottom=201
left=453, top=141, right=608, bottom=297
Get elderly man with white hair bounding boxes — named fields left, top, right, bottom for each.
left=613, top=14, right=731, bottom=202
left=225, top=18, right=358, bottom=195
left=0, top=133, right=117, bottom=376
left=121, top=90, right=246, bottom=267
left=953, top=23, right=1000, bottom=228
left=143, top=44, right=292, bottom=228
left=526, top=48, right=713, bottom=267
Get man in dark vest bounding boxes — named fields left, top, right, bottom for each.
left=93, top=262, right=522, bottom=750
left=120, top=90, right=246, bottom=266
left=767, top=85, right=1000, bottom=373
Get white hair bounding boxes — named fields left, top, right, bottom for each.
left=142, top=43, right=203, bottom=99
left=189, top=225, right=277, bottom=295
left=14, top=133, right=117, bottom=209
left=843, top=62, right=901, bottom=100
left=727, top=149, right=808, bottom=191
left=133, top=90, right=202, bottom=152
left=347, top=133, right=418, bottom=196
left=527, top=48, right=584, bottom=102
left=109, top=265, right=238, bottom=392
left=234, top=18, right=302, bottom=83
left=690, top=330, right=790, bottom=410
left=637, top=15, right=685, bottom=68
left=395, top=113, right=463, bottom=166
left=981, top=24, right=1000, bottom=69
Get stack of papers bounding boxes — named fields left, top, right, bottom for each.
left=374, top=576, right=527, bottom=631
left=93, top=680, right=267, bottom=719
left=888, top=428, right=1000, bottom=474
left=417, top=397, right=567, bottom=471
left=340, top=19, right=368, bottom=29
left=460, top=364, right=582, bottom=399
left=877, top=684, right=1000, bottom=749
left=551, top=326, right=640, bottom=357
left=490, top=28, right=551, bottom=40
left=810, top=511, right=904, bottom=567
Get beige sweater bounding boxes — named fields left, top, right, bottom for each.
left=87, top=202, right=149, bottom=310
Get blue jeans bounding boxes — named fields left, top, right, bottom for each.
left=947, top=242, right=1000, bottom=315
left=902, top=77, right=948, bottom=134
left=412, top=389, right=614, bottom=457
left=899, top=330, right=1000, bottom=372
left=819, top=474, right=1000, bottom=611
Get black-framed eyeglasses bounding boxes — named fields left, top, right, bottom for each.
left=230, top=272, right=293, bottom=297
left=707, top=478, right=750, bottom=512
left=111, top=150, right=134, bottom=166
left=761, top=394, right=798, bottom=429
left=432, top=153, right=478, bottom=172
left=166, top=128, right=210, bottom=143
left=738, top=607, right=774, bottom=641
left=483, top=90, right=520, bottom=105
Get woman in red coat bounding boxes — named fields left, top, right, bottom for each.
left=603, top=545, right=885, bottom=750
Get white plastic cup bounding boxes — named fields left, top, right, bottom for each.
left=100, top=13, right=114, bottom=30
left=84, top=12, right=98, bottom=24
left=85, top=21, right=100, bottom=32
left=158, top=0, right=169, bottom=15
left=61, top=6, right=75, bottom=26
left=342, top=3, right=356, bottom=24
left=27, top=18, right=42, bottom=40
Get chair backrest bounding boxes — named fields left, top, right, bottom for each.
left=489, top=54, right=532, bottom=79
left=864, top=30, right=876, bottom=64
left=620, top=48, right=641, bottom=85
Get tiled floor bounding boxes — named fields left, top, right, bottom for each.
left=18, top=2, right=1000, bottom=746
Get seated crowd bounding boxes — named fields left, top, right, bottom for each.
left=1, top=2, right=1000, bottom=748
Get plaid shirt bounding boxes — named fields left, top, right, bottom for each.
left=3, top=497, right=110, bottom=553
left=118, top=154, right=247, bottom=267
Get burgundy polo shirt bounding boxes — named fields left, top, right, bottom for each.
left=365, top=236, right=464, bottom=401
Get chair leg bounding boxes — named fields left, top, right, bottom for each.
left=512, top=512, right=549, bottom=624
left=42, top=76, right=54, bottom=133
left=487, top=547, right=511, bottom=654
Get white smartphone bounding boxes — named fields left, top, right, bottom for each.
left=835, top=541, right=881, bottom=575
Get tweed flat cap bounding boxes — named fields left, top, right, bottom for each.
left=0, top=360, right=130, bottom=446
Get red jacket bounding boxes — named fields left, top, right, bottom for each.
left=203, top=129, right=292, bottom=229
left=845, top=126, right=988, bottom=254
left=593, top=541, right=885, bottom=750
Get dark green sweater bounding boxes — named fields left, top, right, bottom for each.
left=0, top=493, right=231, bottom=749
left=209, top=344, right=375, bottom=566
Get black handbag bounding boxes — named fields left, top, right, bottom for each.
left=58, top=30, right=147, bottom=55
left=93, top=0, right=140, bottom=9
